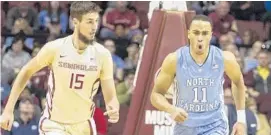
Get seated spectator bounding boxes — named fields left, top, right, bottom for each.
left=208, top=1, right=237, bottom=45
left=242, top=29, right=259, bottom=47
left=244, top=41, right=263, bottom=72
left=2, top=37, right=31, bottom=75
left=224, top=90, right=257, bottom=135
left=116, top=70, right=135, bottom=105
left=223, top=44, right=239, bottom=56
left=100, top=1, right=143, bottom=42
left=3, top=87, right=40, bottom=110
left=1, top=1, right=9, bottom=16
left=29, top=46, right=49, bottom=98
left=33, top=2, right=41, bottom=13
left=218, top=34, right=231, bottom=49
left=224, top=55, right=254, bottom=89
left=3, top=98, right=39, bottom=135
left=114, top=24, right=130, bottom=59
left=1, top=65, right=16, bottom=86
left=5, top=2, right=38, bottom=32
left=4, top=18, right=36, bottom=49
left=104, top=39, right=125, bottom=80
left=231, top=2, right=254, bottom=21
left=39, top=1, right=68, bottom=34
left=1, top=84, right=11, bottom=103
left=227, top=30, right=242, bottom=45
left=124, top=43, right=139, bottom=70
left=253, top=50, right=271, bottom=94
left=247, top=97, right=271, bottom=135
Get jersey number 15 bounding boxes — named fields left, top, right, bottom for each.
left=70, top=73, right=85, bottom=89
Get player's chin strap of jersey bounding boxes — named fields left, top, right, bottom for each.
left=237, top=110, right=246, bottom=124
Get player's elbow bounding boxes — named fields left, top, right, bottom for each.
left=20, top=64, right=37, bottom=79
left=150, top=90, right=160, bottom=107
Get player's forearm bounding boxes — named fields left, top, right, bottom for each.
left=231, top=80, right=246, bottom=110
left=101, top=80, right=120, bottom=109
left=5, top=67, right=33, bottom=112
left=150, top=91, right=175, bottom=114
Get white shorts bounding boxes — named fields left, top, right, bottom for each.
left=39, top=117, right=97, bottom=135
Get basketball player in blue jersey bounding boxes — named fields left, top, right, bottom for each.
left=150, top=15, right=246, bottom=135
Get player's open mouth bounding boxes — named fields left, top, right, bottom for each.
left=198, top=45, right=202, bottom=49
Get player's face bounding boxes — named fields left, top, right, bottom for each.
left=188, top=20, right=212, bottom=55
left=74, top=12, right=99, bottom=44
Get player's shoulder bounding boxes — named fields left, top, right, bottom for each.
left=164, top=52, right=177, bottom=66
left=93, top=42, right=111, bottom=55
left=222, top=51, right=236, bottom=61
left=44, top=35, right=71, bottom=49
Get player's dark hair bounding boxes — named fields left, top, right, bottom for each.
left=70, top=1, right=101, bottom=21
left=190, top=15, right=213, bottom=28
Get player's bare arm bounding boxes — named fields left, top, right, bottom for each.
left=100, top=50, right=120, bottom=123
left=150, top=52, right=188, bottom=123
left=0, top=43, right=54, bottom=130
left=223, top=51, right=246, bottom=135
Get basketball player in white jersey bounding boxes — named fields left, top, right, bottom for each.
left=0, top=2, right=119, bottom=135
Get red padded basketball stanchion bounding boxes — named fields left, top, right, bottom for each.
left=123, top=10, right=195, bottom=135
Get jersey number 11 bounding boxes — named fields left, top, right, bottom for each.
left=193, top=87, right=207, bottom=103
left=70, top=73, right=85, bottom=89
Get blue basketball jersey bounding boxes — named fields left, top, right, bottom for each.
left=174, top=45, right=227, bottom=127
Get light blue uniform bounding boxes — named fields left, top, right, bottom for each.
left=173, top=45, right=229, bottom=135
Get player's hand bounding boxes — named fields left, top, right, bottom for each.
left=0, top=110, right=14, bottom=131
left=169, top=107, right=188, bottom=123
left=231, top=122, right=246, bottom=135
left=104, top=105, right=119, bottom=123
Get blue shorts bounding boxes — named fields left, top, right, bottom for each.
left=174, top=119, right=229, bottom=135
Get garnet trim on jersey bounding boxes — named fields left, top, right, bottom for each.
left=90, top=78, right=100, bottom=99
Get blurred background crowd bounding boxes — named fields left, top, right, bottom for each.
left=1, top=1, right=271, bottom=135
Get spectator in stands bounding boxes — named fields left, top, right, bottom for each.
left=244, top=41, right=263, bottom=72
left=208, top=1, right=238, bottom=44
left=1, top=84, right=11, bottom=103
left=100, top=1, right=143, bottom=42
left=231, top=2, right=254, bottom=21
left=225, top=90, right=257, bottom=135
left=223, top=43, right=239, bottom=56
left=3, top=98, right=39, bottom=135
left=218, top=34, right=231, bottom=49
left=224, top=55, right=254, bottom=89
left=29, top=46, right=49, bottom=99
left=33, top=2, right=41, bottom=13
left=2, top=37, right=31, bottom=75
left=1, top=65, right=15, bottom=86
left=114, top=24, right=130, bottom=59
left=104, top=39, right=125, bottom=81
left=5, top=2, right=39, bottom=32
left=190, top=2, right=218, bottom=15
left=253, top=50, right=271, bottom=94
left=124, top=43, right=139, bottom=70
left=116, top=70, right=135, bottom=105
left=39, top=1, right=68, bottom=34
left=1, top=1, right=9, bottom=16
left=247, top=97, right=271, bottom=135
left=227, top=30, right=243, bottom=45
left=11, top=18, right=34, bottom=35
left=242, top=29, right=259, bottom=46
